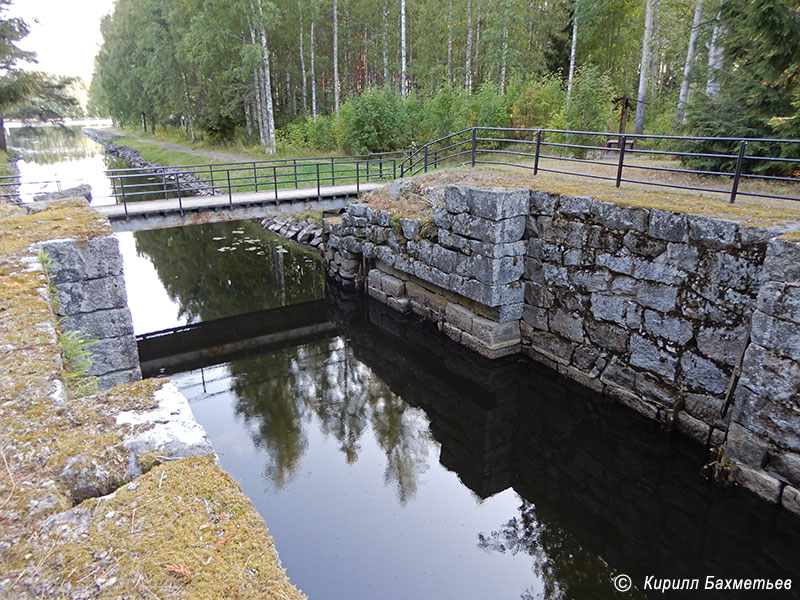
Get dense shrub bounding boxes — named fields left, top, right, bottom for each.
left=335, top=87, right=409, bottom=154
left=305, top=114, right=337, bottom=150
left=510, top=73, right=565, bottom=130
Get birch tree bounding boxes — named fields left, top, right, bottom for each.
left=465, top=0, right=473, bottom=93
left=633, top=0, right=656, bottom=134
left=566, top=0, right=578, bottom=102
left=383, top=2, right=389, bottom=84
left=255, top=1, right=276, bottom=152
left=705, top=10, right=723, bottom=100
left=333, top=0, right=340, bottom=112
left=400, top=0, right=407, bottom=98
left=675, top=0, right=704, bottom=125
left=446, top=0, right=453, bottom=85
left=298, top=0, right=308, bottom=116
left=310, top=20, right=317, bottom=120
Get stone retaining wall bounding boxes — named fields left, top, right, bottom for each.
left=33, top=235, right=142, bottom=390
left=323, top=183, right=800, bottom=515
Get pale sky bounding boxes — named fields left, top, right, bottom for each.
left=11, top=0, right=115, bottom=83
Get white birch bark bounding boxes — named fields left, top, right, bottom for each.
left=298, top=0, right=308, bottom=117
left=499, top=23, right=508, bottom=95
left=383, top=2, right=389, bottom=84
left=310, top=20, right=317, bottom=121
left=465, top=0, right=473, bottom=93
left=256, top=2, right=276, bottom=153
left=333, top=0, right=340, bottom=112
left=634, top=0, right=656, bottom=134
left=675, top=0, right=704, bottom=124
left=400, top=0, right=407, bottom=98
left=566, top=0, right=578, bottom=103
left=446, top=0, right=453, bottom=85
left=706, top=10, right=723, bottom=100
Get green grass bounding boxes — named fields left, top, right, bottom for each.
left=0, top=149, right=17, bottom=178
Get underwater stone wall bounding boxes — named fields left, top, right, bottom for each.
left=324, top=183, right=800, bottom=515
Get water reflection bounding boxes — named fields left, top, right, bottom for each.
left=117, top=220, right=800, bottom=599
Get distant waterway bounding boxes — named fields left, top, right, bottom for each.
left=117, top=217, right=800, bottom=600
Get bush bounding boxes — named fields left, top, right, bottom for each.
left=305, top=114, right=337, bottom=150
left=421, top=86, right=470, bottom=141
left=335, top=87, right=409, bottom=154
left=510, top=73, right=565, bottom=130
left=552, top=66, right=614, bottom=157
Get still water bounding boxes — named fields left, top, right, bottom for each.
left=18, top=125, right=800, bottom=599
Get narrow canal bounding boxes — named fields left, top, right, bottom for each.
left=16, top=125, right=800, bottom=599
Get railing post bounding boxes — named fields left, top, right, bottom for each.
left=471, top=128, right=477, bottom=168
left=393, top=159, right=397, bottom=180
left=434, top=150, right=438, bottom=168
left=120, top=176, right=129, bottom=219
left=331, top=157, right=335, bottom=185
left=227, top=170, right=233, bottom=208
left=730, top=140, right=747, bottom=204
left=253, top=162, right=259, bottom=192
left=293, top=159, right=298, bottom=189
left=356, top=162, right=360, bottom=193
left=316, top=163, right=321, bottom=198
left=424, top=146, right=429, bottom=173
left=534, top=130, right=542, bottom=175
left=273, top=165, right=279, bottom=201
left=366, top=158, right=370, bottom=181
left=111, top=175, right=118, bottom=204
left=176, top=174, right=183, bottom=215
left=615, top=135, right=627, bottom=188
left=209, top=166, right=215, bottom=195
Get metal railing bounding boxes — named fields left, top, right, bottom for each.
left=104, top=151, right=403, bottom=214
left=397, top=127, right=800, bottom=204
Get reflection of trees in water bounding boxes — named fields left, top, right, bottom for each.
left=230, top=336, right=433, bottom=503
left=478, top=500, right=629, bottom=600
left=133, top=220, right=324, bottom=323
left=9, top=126, right=99, bottom=164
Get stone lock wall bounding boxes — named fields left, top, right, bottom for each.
left=34, top=235, right=142, bottom=390
left=323, top=184, right=800, bottom=514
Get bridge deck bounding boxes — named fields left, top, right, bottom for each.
left=95, top=182, right=382, bottom=219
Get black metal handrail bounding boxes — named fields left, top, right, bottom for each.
left=398, top=127, right=800, bottom=204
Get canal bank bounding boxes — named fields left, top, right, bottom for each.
left=323, top=172, right=800, bottom=518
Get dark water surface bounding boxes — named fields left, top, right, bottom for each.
left=115, top=219, right=800, bottom=600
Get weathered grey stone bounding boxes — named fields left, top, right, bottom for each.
left=764, top=238, right=800, bottom=282
left=450, top=213, right=526, bottom=243
left=572, top=345, right=600, bottom=370
left=766, top=451, right=800, bottom=487
left=759, top=283, right=800, bottom=324
left=470, top=239, right=526, bottom=258
left=676, top=412, right=711, bottom=443
left=549, top=309, right=584, bottom=343
left=59, top=455, right=113, bottom=503
left=400, top=218, right=421, bottom=239
left=495, top=302, right=524, bottom=322
left=622, top=231, right=667, bottom=258
left=97, top=368, right=142, bottom=390
left=590, top=293, right=628, bottom=324
left=571, top=270, right=611, bottom=293
left=596, top=253, right=635, bottom=276
left=444, top=184, right=470, bottom=213
left=380, top=273, right=406, bottom=297
left=696, top=325, right=747, bottom=366
left=607, top=386, right=660, bottom=420
left=448, top=275, right=525, bottom=306
left=428, top=243, right=460, bottom=273
left=643, top=310, right=693, bottom=344
left=591, top=200, right=648, bottom=232
left=600, top=357, right=637, bottom=389
left=527, top=239, right=562, bottom=262
left=688, top=215, right=738, bottom=248
left=558, top=195, right=592, bottom=218
left=542, top=263, right=569, bottom=287
left=782, top=486, right=800, bottom=517
left=368, top=286, right=387, bottom=303
left=750, top=311, right=800, bottom=362
left=661, top=242, right=699, bottom=270
left=461, top=330, right=520, bottom=358
left=586, top=226, right=623, bottom=252
left=387, top=296, right=412, bottom=313
left=649, top=209, right=688, bottom=242
left=635, top=372, right=679, bottom=407
left=552, top=221, right=588, bottom=248
left=471, top=317, right=520, bottom=347
left=610, top=275, right=638, bottom=295
left=33, top=183, right=92, bottom=203
left=733, top=464, right=783, bottom=504
left=87, top=335, right=139, bottom=377
left=461, top=186, right=530, bottom=220
left=35, top=236, right=124, bottom=284
left=522, top=305, right=549, bottom=331
left=680, top=351, right=728, bottom=395
left=362, top=241, right=376, bottom=259
left=412, top=261, right=450, bottom=289
left=528, top=330, right=576, bottom=363
left=375, top=245, right=396, bottom=266
left=445, top=303, right=475, bottom=332
left=347, top=203, right=371, bottom=218
left=684, top=393, right=727, bottom=429
left=630, top=334, right=678, bottom=379
left=634, top=260, right=686, bottom=285
left=54, top=275, right=128, bottom=315
left=377, top=210, right=393, bottom=227
left=636, top=282, right=678, bottom=312
left=343, top=236, right=363, bottom=253
left=388, top=179, right=415, bottom=200
left=525, top=282, right=554, bottom=308
left=530, top=191, right=557, bottom=215
left=61, top=308, right=135, bottom=340
left=456, top=253, right=524, bottom=285
left=585, top=320, right=629, bottom=353
left=438, top=229, right=471, bottom=254
left=431, top=205, right=453, bottom=229
left=702, top=252, right=763, bottom=294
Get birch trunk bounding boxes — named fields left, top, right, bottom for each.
left=245, top=99, right=253, bottom=138
left=446, top=0, right=453, bottom=85
left=383, top=2, right=389, bottom=84
left=298, top=0, right=308, bottom=117
left=706, top=10, right=723, bottom=100
left=400, top=0, right=407, bottom=98
left=473, top=10, right=481, bottom=82
left=499, top=24, right=508, bottom=95
left=333, top=0, right=340, bottom=112
left=567, top=0, right=578, bottom=102
left=465, top=0, right=473, bottom=93
left=310, top=21, right=317, bottom=121
left=633, top=0, right=656, bottom=134
left=675, top=0, right=704, bottom=124
left=256, top=3, right=276, bottom=153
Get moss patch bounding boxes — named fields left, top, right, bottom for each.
left=17, top=456, right=305, bottom=599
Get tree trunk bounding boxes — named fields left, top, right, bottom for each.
left=383, top=2, right=389, bottom=85
left=400, top=0, right=407, bottom=98
left=567, top=0, right=579, bottom=102
left=310, top=21, right=317, bottom=121
left=446, top=0, right=453, bottom=85
left=298, top=0, right=308, bottom=117
left=634, top=0, right=656, bottom=134
left=0, top=114, right=6, bottom=153
left=256, top=3, right=277, bottom=153
left=473, top=10, right=481, bottom=84
left=465, top=0, right=473, bottom=93
left=141, top=113, right=147, bottom=133
left=706, top=10, right=723, bottom=100
left=333, top=0, right=340, bottom=112
left=499, top=24, right=508, bottom=95
left=150, top=116, right=155, bottom=134
left=675, top=0, right=704, bottom=125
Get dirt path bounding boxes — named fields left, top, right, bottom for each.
left=112, top=130, right=253, bottom=163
